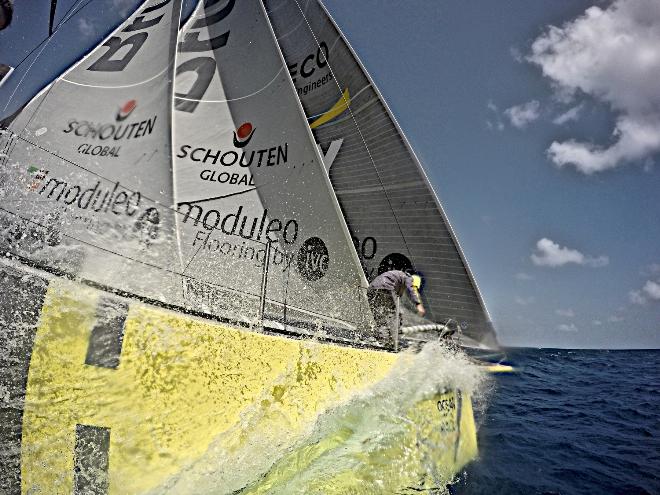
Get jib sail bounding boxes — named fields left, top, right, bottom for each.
left=265, top=0, right=498, bottom=348
left=173, top=0, right=371, bottom=332
left=0, top=0, right=183, bottom=302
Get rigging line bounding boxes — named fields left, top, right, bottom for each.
left=180, top=187, right=258, bottom=204
left=9, top=133, right=270, bottom=247
left=264, top=0, right=311, bottom=41
left=3, top=0, right=97, bottom=90
left=56, top=0, right=87, bottom=28
left=291, top=0, right=415, bottom=263
left=182, top=240, right=204, bottom=274
left=3, top=40, right=53, bottom=113
left=1, top=0, right=93, bottom=116
left=4, top=59, right=62, bottom=154
left=0, top=205, right=261, bottom=299
left=0, top=206, right=360, bottom=326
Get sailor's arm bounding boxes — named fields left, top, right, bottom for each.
left=406, top=278, right=425, bottom=316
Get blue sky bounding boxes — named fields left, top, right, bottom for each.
left=1, top=0, right=658, bottom=348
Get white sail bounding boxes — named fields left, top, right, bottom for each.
left=0, top=0, right=183, bottom=301
left=265, top=0, right=498, bottom=348
left=173, top=0, right=371, bottom=331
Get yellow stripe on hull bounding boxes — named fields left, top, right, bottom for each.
left=20, top=277, right=477, bottom=493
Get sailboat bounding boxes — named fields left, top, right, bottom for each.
left=0, top=0, right=494, bottom=492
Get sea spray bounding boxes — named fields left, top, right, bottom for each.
left=151, top=342, right=490, bottom=494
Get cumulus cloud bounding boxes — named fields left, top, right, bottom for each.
left=629, top=279, right=660, bottom=304
left=486, top=100, right=505, bottom=131
left=78, top=18, right=94, bottom=37
left=629, top=290, right=647, bottom=305
left=531, top=238, right=609, bottom=268
left=528, top=0, right=660, bottom=174
left=515, top=272, right=534, bottom=281
left=552, top=103, right=584, bottom=125
left=112, top=0, right=136, bottom=16
left=643, top=280, right=660, bottom=299
left=558, top=323, right=578, bottom=332
left=556, top=308, right=575, bottom=317
left=608, top=315, right=625, bottom=323
left=647, top=263, right=660, bottom=274
left=592, top=319, right=602, bottom=326
left=514, top=296, right=535, bottom=306
left=505, top=100, right=541, bottom=128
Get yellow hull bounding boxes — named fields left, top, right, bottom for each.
left=6, top=268, right=478, bottom=493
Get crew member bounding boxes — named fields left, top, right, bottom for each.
left=367, top=270, right=425, bottom=346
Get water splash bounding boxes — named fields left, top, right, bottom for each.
left=152, top=342, right=490, bottom=495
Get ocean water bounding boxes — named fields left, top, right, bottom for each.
left=453, top=348, right=660, bottom=495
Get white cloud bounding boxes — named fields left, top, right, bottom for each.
left=608, top=315, right=625, bottom=323
left=504, top=100, right=541, bottom=129
left=556, top=308, right=575, bottom=317
left=112, top=0, right=135, bottom=16
left=629, top=279, right=660, bottom=305
left=629, top=290, right=647, bottom=305
left=528, top=0, right=660, bottom=174
left=486, top=100, right=505, bottom=131
left=78, top=18, right=94, bottom=37
left=510, top=46, right=524, bottom=63
left=643, top=280, right=660, bottom=300
left=641, top=263, right=660, bottom=276
left=531, top=238, right=609, bottom=268
left=552, top=103, right=585, bottom=125
left=515, top=272, right=534, bottom=281
left=558, top=323, right=578, bottom=332
left=514, top=296, right=535, bottom=306
left=592, top=319, right=602, bottom=326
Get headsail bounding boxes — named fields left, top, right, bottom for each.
left=265, top=0, right=498, bottom=348
left=173, top=0, right=371, bottom=333
left=0, top=0, right=183, bottom=302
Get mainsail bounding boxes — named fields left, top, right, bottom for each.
left=265, top=0, right=498, bottom=348
left=0, top=0, right=183, bottom=301
left=173, top=0, right=371, bottom=333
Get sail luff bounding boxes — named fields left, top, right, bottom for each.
left=257, top=0, right=368, bottom=293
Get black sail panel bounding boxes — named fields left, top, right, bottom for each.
left=265, top=0, right=498, bottom=348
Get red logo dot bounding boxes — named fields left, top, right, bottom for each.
left=236, top=123, right=252, bottom=140
left=121, top=100, right=136, bottom=115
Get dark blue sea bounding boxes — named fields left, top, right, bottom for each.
left=454, top=348, right=660, bottom=495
